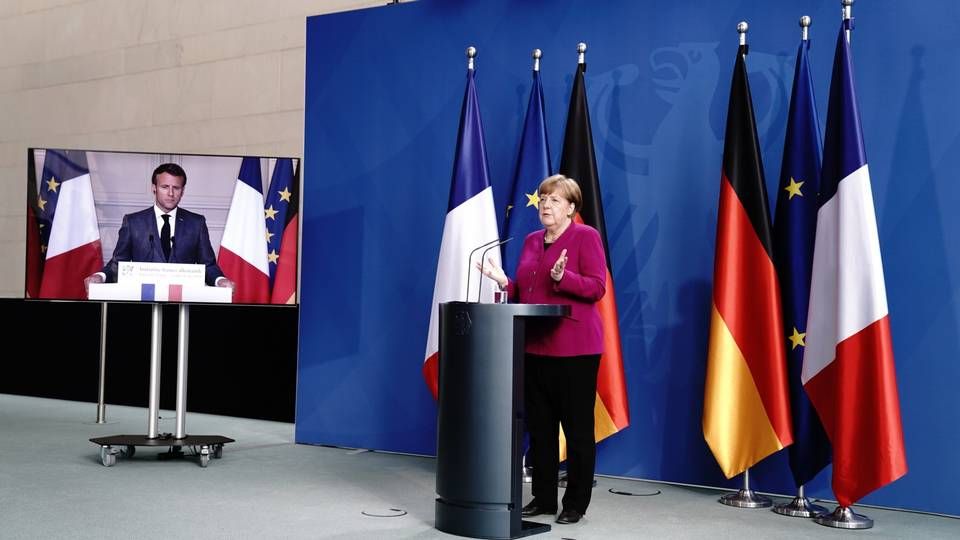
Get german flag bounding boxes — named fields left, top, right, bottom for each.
left=559, top=60, right=630, bottom=449
left=703, top=44, right=793, bottom=478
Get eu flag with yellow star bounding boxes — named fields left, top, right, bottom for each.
left=265, top=158, right=299, bottom=303
left=264, top=159, right=297, bottom=286
left=503, top=67, right=551, bottom=273
left=772, top=34, right=831, bottom=488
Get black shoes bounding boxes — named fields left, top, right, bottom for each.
left=521, top=499, right=557, bottom=517
left=521, top=499, right=583, bottom=523
left=556, top=508, right=583, bottom=524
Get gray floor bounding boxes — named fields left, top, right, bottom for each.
left=1, top=394, right=957, bottom=539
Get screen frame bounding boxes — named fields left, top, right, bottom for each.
left=24, top=147, right=302, bottom=307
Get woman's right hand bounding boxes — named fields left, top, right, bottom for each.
left=475, top=256, right=508, bottom=289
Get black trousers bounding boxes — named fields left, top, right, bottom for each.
left=524, top=353, right=601, bottom=514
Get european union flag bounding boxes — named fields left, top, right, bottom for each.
left=503, top=69, right=551, bottom=273
left=264, top=158, right=296, bottom=286
left=772, top=35, right=831, bottom=488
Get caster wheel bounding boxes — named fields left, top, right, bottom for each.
left=100, top=446, right=117, bottom=467
left=121, top=445, right=136, bottom=459
left=199, top=446, right=211, bottom=468
left=213, top=444, right=223, bottom=459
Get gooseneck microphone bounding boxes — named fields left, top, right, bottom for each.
left=476, top=237, right=512, bottom=303
left=464, top=238, right=502, bottom=303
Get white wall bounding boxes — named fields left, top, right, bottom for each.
left=0, top=0, right=390, bottom=297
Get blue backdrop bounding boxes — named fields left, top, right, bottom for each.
left=297, top=0, right=960, bottom=516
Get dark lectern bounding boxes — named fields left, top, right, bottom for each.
left=435, top=301, right=569, bottom=540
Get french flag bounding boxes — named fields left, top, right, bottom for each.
left=218, top=157, right=270, bottom=304
left=36, top=150, right=103, bottom=300
left=423, top=66, right=501, bottom=399
left=139, top=284, right=184, bottom=302
left=801, top=20, right=907, bottom=507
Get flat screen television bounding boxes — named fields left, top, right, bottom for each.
left=25, top=149, right=300, bottom=306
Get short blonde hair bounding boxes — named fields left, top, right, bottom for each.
left=538, top=174, right=582, bottom=215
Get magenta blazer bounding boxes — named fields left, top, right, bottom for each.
left=506, top=221, right=607, bottom=357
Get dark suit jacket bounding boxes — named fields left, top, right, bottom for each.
left=506, top=221, right=607, bottom=357
left=102, top=207, right=224, bottom=285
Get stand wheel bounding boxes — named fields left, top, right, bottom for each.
left=199, top=446, right=211, bottom=468
left=213, top=444, right=223, bottom=459
left=120, top=445, right=136, bottom=459
left=100, top=446, right=117, bottom=467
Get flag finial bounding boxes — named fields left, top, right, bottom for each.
left=842, top=0, right=854, bottom=18
left=466, top=46, right=477, bottom=70
left=737, top=21, right=749, bottom=55
left=577, top=42, right=587, bottom=65
left=737, top=21, right=749, bottom=45
left=800, top=16, right=811, bottom=41
left=842, top=0, right=854, bottom=43
left=532, top=48, right=542, bottom=72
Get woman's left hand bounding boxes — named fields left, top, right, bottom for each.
left=550, top=249, right=568, bottom=282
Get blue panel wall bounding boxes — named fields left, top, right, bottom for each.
left=298, top=0, right=960, bottom=515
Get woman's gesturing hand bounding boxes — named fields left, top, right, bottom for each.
left=475, top=256, right=508, bottom=289
left=550, top=249, right=568, bottom=282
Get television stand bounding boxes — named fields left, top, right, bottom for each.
left=91, top=434, right=233, bottom=467
left=90, top=303, right=233, bottom=467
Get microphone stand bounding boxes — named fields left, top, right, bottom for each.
left=465, top=238, right=501, bottom=302
left=477, top=238, right=512, bottom=303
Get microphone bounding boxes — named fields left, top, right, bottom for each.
left=476, top=237, right=513, bottom=304
left=169, top=236, right=175, bottom=261
left=464, top=238, right=502, bottom=303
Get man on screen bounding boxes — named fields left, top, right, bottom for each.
left=84, top=163, right=233, bottom=294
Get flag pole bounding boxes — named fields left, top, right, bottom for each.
left=716, top=22, right=774, bottom=512
left=775, top=484, right=830, bottom=517
left=518, top=47, right=544, bottom=485
left=720, top=467, right=772, bottom=508
left=813, top=5, right=875, bottom=531
left=521, top=47, right=537, bottom=486
left=95, top=302, right=109, bottom=424
left=559, top=40, right=607, bottom=491
left=461, top=45, right=477, bottom=302
left=772, top=12, right=831, bottom=523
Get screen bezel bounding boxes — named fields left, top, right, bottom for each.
left=24, top=148, right=302, bottom=307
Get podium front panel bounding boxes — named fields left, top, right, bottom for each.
left=437, top=303, right=518, bottom=504
left=435, top=302, right=568, bottom=539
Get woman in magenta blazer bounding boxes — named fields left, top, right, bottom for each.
left=479, top=175, right=606, bottom=525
